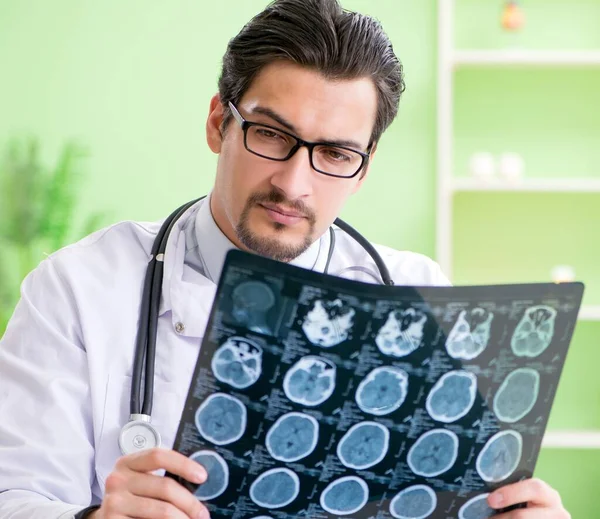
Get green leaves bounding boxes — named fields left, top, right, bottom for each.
left=0, top=137, right=106, bottom=336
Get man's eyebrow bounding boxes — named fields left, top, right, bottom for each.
left=250, top=106, right=367, bottom=151
left=251, top=106, right=298, bottom=133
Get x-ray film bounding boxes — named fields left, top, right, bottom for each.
left=167, top=250, right=584, bottom=519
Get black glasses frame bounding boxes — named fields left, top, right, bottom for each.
left=228, top=101, right=371, bottom=179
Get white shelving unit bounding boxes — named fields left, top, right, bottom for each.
left=437, top=0, right=600, bottom=450
left=453, top=50, right=600, bottom=67
left=453, top=177, right=600, bottom=194
left=542, top=431, right=600, bottom=449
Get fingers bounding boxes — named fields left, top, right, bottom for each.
left=99, top=448, right=210, bottom=519
left=102, top=492, right=191, bottom=519
left=494, top=507, right=570, bottom=519
left=125, top=470, right=208, bottom=519
left=488, top=478, right=562, bottom=509
left=119, top=447, right=207, bottom=484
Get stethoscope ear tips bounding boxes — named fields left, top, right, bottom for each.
left=118, top=414, right=162, bottom=456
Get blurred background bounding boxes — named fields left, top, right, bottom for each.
left=0, top=0, right=598, bottom=516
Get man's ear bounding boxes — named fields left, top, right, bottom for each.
left=206, top=93, right=225, bottom=154
left=352, top=142, right=378, bottom=194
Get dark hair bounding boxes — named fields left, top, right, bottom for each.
left=218, top=0, right=405, bottom=145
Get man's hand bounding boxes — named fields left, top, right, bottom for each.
left=91, top=447, right=209, bottom=519
left=488, top=478, right=570, bottom=518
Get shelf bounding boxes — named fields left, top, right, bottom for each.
left=453, top=50, right=600, bottom=67
left=452, top=177, right=600, bottom=193
left=579, top=306, right=600, bottom=321
left=542, top=431, right=600, bottom=449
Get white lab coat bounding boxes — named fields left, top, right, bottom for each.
left=0, top=199, right=449, bottom=518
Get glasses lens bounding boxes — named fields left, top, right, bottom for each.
left=313, top=145, right=364, bottom=177
left=246, top=125, right=296, bottom=160
left=245, top=125, right=365, bottom=177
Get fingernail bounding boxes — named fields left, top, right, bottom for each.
left=488, top=492, right=504, bottom=508
left=193, top=470, right=206, bottom=483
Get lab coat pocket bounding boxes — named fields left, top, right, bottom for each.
left=95, top=373, right=186, bottom=492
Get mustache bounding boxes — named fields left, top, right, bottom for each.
left=248, top=190, right=316, bottom=224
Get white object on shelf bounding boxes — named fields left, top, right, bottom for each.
left=498, top=152, right=525, bottom=182
left=452, top=177, right=600, bottom=193
left=551, top=265, right=576, bottom=284
left=469, top=152, right=496, bottom=180
left=579, top=306, right=600, bottom=321
left=453, top=50, right=600, bottom=67
left=542, top=431, right=600, bottom=449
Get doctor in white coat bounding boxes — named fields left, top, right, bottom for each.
left=0, top=1, right=569, bottom=518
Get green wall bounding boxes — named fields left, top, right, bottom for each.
left=0, top=0, right=439, bottom=257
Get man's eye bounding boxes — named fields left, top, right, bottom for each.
left=256, top=129, right=283, bottom=140
left=323, top=149, right=352, bottom=162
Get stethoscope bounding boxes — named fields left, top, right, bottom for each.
left=118, top=196, right=395, bottom=455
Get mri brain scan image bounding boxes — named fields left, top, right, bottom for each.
left=476, top=430, right=523, bottom=483
left=265, top=412, right=319, bottom=462
left=355, top=366, right=409, bottom=416
left=195, top=393, right=247, bottom=446
left=320, top=476, right=369, bottom=516
left=230, top=280, right=276, bottom=334
left=407, top=429, right=459, bottom=477
left=445, top=308, right=494, bottom=360
left=511, top=305, right=557, bottom=357
left=249, top=468, right=300, bottom=509
left=458, top=494, right=497, bottom=519
left=493, top=368, right=540, bottom=423
left=389, top=485, right=437, bottom=519
left=189, top=450, right=229, bottom=501
left=375, top=308, right=427, bottom=358
left=426, top=370, right=478, bottom=423
left=283, top=356, right=336, bottom=406
left=211, top=336, right=263, bottom=389
left=301, top=298, right=355, bottom=348
left=336, top=421, right=390, bottom=470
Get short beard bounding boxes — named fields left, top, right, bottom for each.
left=236, top=190, right=316, bottom=262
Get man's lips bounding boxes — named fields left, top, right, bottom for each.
left=259, top=203, right=306, bottom=218
left=259, top=203, right=307, bottom=225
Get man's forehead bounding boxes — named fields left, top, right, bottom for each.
left=240, top=63, right=378, bottom=146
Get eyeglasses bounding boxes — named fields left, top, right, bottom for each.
left=228, top=101, right=371, bottom=179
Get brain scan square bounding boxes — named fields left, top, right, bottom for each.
left=445, top=308, right=493, bottom=360
left=426, top=370, right=477, bottom=423
left=320, top=476, right=369, bottom=516
left=458, top=494, right=497, bottom=518
left=407, top=429, right=459, bottom=477
left=195, top=393, right=247, bottom=446
left=511, top=305, right=557, bottom=357
left=336, top=421, right=390, bottom=470
left=283, top=355, right=336, bottom=406
left=189, top=450, right=229, bottom=500
left=265, top=412, right=319, bottom=462
left=355, top=366, right=409, bottom=416
left=493, top=368, right=540, bottom=423
left=375, top=308, right=427, bottom=358
left=230, top=280, right=276, bottom=334
left=211, top=336, right=263, bottom=389
left=302, top=298, right=355, bottom=348
left=476, top=430, right=522, bottom=483
left=249, top=468, right=300, bottom=509
left=389, top=485, right=437, bottom=519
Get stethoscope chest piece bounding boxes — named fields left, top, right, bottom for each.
left=118, top=414, right=161, bottom=455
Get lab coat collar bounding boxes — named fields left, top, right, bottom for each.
left=159, top=195, right=329, bottom=338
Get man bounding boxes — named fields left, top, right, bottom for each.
left=0, top=0, right=570, bottom=518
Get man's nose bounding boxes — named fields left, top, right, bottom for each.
left=269, top=146, right=314, bottom=200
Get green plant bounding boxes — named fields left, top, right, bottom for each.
left=0, top=137, right=107, bottom=334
